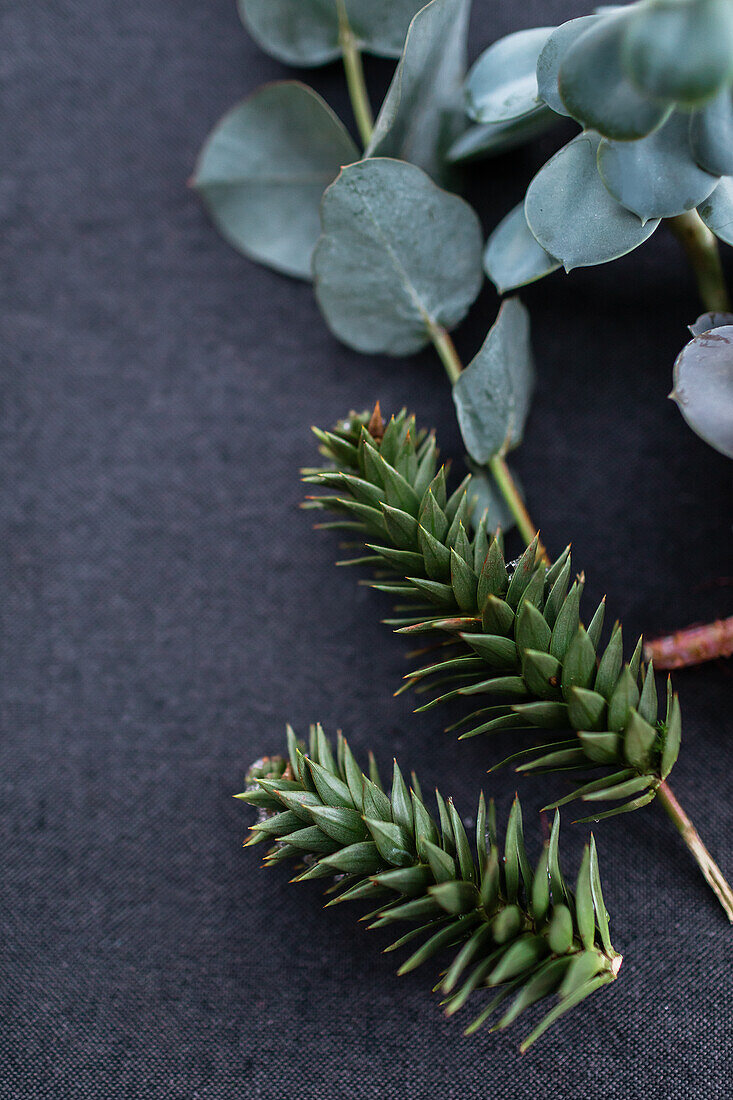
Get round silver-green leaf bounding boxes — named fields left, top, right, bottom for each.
left=366, top=0, right=470, bottom=185
left=484, top=202, right=561, bottom=293
left=453, top=298, right=534, bottom=463
left=558, top=13, right=672, bottom=140
left=672, top=326, right=733, bottom=458
left=689, top=311, right=733, bottom=337
left=193, top=82, right=359, bottom=280
left=465, top=27, right=555, bottom=124
left=313, top=158, right=483, bottom=355
left=447, top=108, right=558, bottom=164
left=622, top=0, right=733, bottom=107
left=698, top=176, right=733, bottom=246
left=525, top=133, right=660, bottom=271
left=597, top=112, right=718, bottom=223
left=238, top=0, right=425, bottom=65
left=690, top=89, right=733, bottom=178
left=536, top=15, right=602, bottom=117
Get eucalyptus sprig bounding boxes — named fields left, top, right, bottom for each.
left=195, top=0, right=468, bottom=277
left=238, top=725, right=622, bottom=1049
left=194, top=0, right=733, bottom=465
left=196, top=2, right=733, bottom=1053
left=456, top=0, right=733, bottom=455
left=303, top=405, right=733, bottom=920
left=193, top=0, right=545, bottom=539
left=461, top=0, right=733, bottom=307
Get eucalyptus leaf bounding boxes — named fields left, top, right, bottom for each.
left=689, top=89, right=733, bottom=178
left=525, top=133, right=660, bottom=272
left=622, top=0, right=733, bottom=107
left=597, top=112, right=718, bottom=224
left=193, top=82, right=359, bottom=280
left=366, top=0, right=470, bottom=185
left=238, top=0, right=425, bottom=66
left=466, top=463, right=522, bottom=533
left=558, top=13, right=672, bottom=140
left=313, top=158, right=483, bottom=355
left=484, top=203, right=561, bottom=293
left=453, top=298, right=534, bottom=463
left=536, top=16, right=602, bottom=117
left=698, top=176, right=733, bottom=246
left=671, top=326, right=733, bottom=458
left=688, top=311, right=733, bottom=337
left=465, top=27, right=555, bottom=124
left=447, top=108, right=558, bottom=164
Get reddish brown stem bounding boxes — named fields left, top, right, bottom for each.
left=644, top=616, right=733, bottom=670
left=657, top=781, right=733, bottom=922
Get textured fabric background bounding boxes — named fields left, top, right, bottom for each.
left=2, top=1, right=732, bottom=1097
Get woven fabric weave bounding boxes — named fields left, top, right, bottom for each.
left=1, top=1, right=731, bottom=1096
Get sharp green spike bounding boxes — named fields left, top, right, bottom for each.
left=629, top=636, right=644, bottom=682
left=505, top=536, right=540, bottom=609
left=423, top=839, right=456, bottom=884
left=306, top=413, right=682, bottom=817
left=550, top=582, right=582, bottom=660
left=478, top=539, right=509, bottom=606
left=595, top=624, right=623, bottom=700
left=450, top=548, right=479, bottom=611
left=623, top=711, right=658, bottom=771
left=515, top=600, right=552, bottom=654
left=481, top=594, right=515, bottom=636
left=661, top=695, right=682, bottom=780
left=582, top=774, right=656, bottom=804
left=364, top=818, right=414, bottom=867
left=543, top=556, right=572, bottom=630
left=397, top=916, right=477, bottom=976
left=429, top=881, right=481, bottom=916
left=586, top=597, right=606, bottom=650
left=391, top=760, right=413, bottom=833
left=638, top=659, right=659, bottom=725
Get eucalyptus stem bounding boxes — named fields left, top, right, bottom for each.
left=427, top=321, right=549, bottom=563
left=337, top=3, right=374, bottom=148
left=667, top=211, right=731, bottom=313
left=487, top=454, right=549, bottom=562
left=656, top=780, right=733, bottom=923
left=429, top=321, right=463, bottom=384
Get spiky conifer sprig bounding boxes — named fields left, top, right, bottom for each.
left=238, top=724, right=622, bottom=1050
left=302, top=407, right=681, bottom=820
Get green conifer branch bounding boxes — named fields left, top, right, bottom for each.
left=302, top=407, right=733, bottom=921
left=238, top=725, right=622, bottom=1050
left=302, top=407, right=678, bottom=816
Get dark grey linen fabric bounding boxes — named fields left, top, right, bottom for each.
left=2, top=1, right=731, bottom=1096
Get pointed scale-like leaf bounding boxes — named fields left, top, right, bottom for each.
left=305, top=410, right=679, bottom=804
left=391, top=760, right=413, bottom=832
left=242, top=727, right=621, bottom=1048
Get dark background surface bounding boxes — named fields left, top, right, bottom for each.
left=2, top=1, right=732, bottom=1097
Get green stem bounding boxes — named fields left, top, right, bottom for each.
left=488, top=455, right=548, bottom=563
left=429, top=321, right=463, bottom=384
left=657, top=780, right=733, bottom=923
left=338, top=3, right=373, bottom=148
left=667, top=211, right=731, bottom=313
left=427, top=322, right=549, bottom=564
